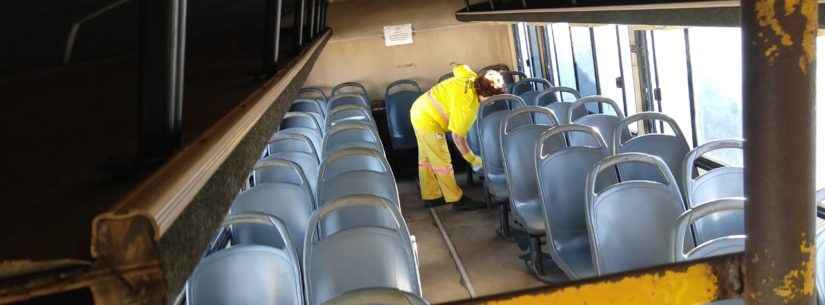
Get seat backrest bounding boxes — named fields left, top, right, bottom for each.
left=188, top=245, right=302, bottom=305
left=259, top=153, right=319, bottom=201
left=683, top=139, right=744, bottom=206
left=290, top=98, right=326, bottom=117
left=586, top=153, right=689, bottom=275
left=326, top=105, right=374, bottom=129
left=477, top=94, right=527, bottom=180
left=189, top=214, right=302, bottom=305
left=280, top=112, right=323, bottom=134
left=316, top=169, right=400, bottom=236
left=319, top=147, right=392, bottom=181
left=303, top=195, right=421, bottom=305
left=242, top=160, right=315, bottom=244
left=229, top=181, right=314, bottom=256
left=322, top=122, right=384, bottom=159
left=568, top=96, right=629, bottom=152
left=332, top=82, right=369, bottom=99
left=276, top=128, right=323, bottom=158
left=253, top=158, right=313, bottom=190
left=614, top=112, right=691, bottom=193
left=512, top=78, right=552, bottom=106
left=467, top=122, right=482, bottom=155
left=327, top=94, right=371, bottom=113
left=267, top=133, right=320, bottom=163
left=299, top=86, right=328, bottom=102
left=671, top=198, right=745, bottom=262
left=438, top=72, right=454, bottom=83
left=500, top=107, right=560, bottom=207
left=537, top=124, right=612, bottom=279
left=317, top=149, right=397, bottom=235
left=321, top=288, right=428, bottom=305
left=502, top=71, right=527, bottom=93
left=536, top=86, right=581, bottom=106
left=385, top=80, right=422, bottom=150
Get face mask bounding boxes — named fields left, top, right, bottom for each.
left=484, top=70, right=505, bottom=90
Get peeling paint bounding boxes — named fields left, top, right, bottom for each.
left=755, top=0, right=817, bottom=73
left=798, top=0, right=817, bottom=74
left=488, top=265, right=718, bottom=305
left=755, top=0, right=794, bottom=48
left=765, top=45, right=779, bottom=59
left=784, top=0, right=800, bottom=16
left=772, top=236, right=816, bottom=302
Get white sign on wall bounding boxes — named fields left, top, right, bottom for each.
left=383, top=24, right=413, bottom=47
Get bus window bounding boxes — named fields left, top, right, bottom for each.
left=688, top=27, right=743, bottom=166
left=593, top=24, right=624, bottom=115
left=544, top=25, right=561, bottom=88
left=617, top=25, right=638, bottom=120
left=649, top=28, right=693, bottom=143
left=571, top=26, right=598, bottom=99
left=515, top=23, right=533, bottom=77
left=551, top=23, right=577, bottom=99
left=525, top=25, right=545, bottom=78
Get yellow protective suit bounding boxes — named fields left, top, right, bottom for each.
left=410, top=65, right=483, bottom=203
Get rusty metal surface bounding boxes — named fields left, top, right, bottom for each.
left=741, top=1, right=818, bottom=305
left=455, top=1, right=825, bottom=28
left=0, top=262, right=161, bottom=305
left=437, top=253, right=744, bottom=305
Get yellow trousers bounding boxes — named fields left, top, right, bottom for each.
left=413, top=128, right=463, bottom=203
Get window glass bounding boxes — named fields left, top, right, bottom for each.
left=551, top=23, right=577, bottom=100
left=618, top=25, right=638, bottom=120
left=689, top=27, right=743, bottom=165
left=650, top=29, right=693, bottom=144
left=571, top=26, right=598, bottom=98
left=516, top=23, right=533, bottom=78
left=545, top=25, right=561, bottom=86
left=526, top=25, right=544, bottom=78
left=817, top=35, right=825, bottom=190
left=593, top=25, right=624, bottom=116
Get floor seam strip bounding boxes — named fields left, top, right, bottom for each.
left=428, top=207, right=478, bottom=298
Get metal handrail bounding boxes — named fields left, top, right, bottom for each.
left=64, top=0, right=131, bottom=64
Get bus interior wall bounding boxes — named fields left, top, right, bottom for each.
left=304, top=0, right=514, bottom=100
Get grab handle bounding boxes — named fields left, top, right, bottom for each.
left=501, top=106, right=559, bottom=136
left=671, top=198, right=745, bottom=261
left=300, top=86, right=328, bottom=100
left=535, top=86, right=581, bottom=105
left=536, top=124, right=607, bottom=159
left=567, top=96, right=625, bottom=121
left=512, top=78, right=552, bottom=96
left=332, top=82, right=368, bottom=97
left=386, top=79, right=423, bottom=98
left=613, top=112, right=688, bottom=155
left=477, top=94, right=526, bottom=121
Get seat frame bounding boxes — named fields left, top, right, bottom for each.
left=585, top=152, right=688, bottom=275
left=499, top=106, right=560, bottom=276
left=671, top=198, right=746, bottom=262
left=302, top=195, right=421, bottom=305
left=537, top=124, right=610, bottom=281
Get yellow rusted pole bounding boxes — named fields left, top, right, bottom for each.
left=439, top=254, right=744, bottom=305
left=741, top=0, right=817, bottom=305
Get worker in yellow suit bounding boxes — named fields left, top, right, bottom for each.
left=410, top=64, right=505, bottom=211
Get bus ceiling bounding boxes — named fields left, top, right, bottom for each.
left=456, top=0, right=825, bottom=28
